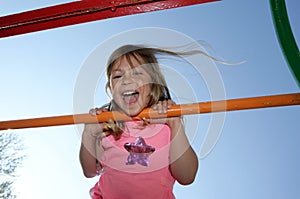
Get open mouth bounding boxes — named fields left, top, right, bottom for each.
left=122, top=90, right=139, bottom=105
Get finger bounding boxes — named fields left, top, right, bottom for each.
left=167, top=99, right=175, bottom=108
left=89, top=108, right=97, bottom=116
left=89, top=108, right=104, bottom=116
left=152, top=101, right=168, bottom=114
left=95, top=108, right=103, bottom=115
left=161, top=100, right=168, bottom=113
left=152, top=100, right=174, bottom=113
left=157, top=102, right=164, bottom=114
left=152, top=103, right=158, bottom=110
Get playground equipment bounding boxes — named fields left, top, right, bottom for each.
left=0, top=0, right=299, bottom=130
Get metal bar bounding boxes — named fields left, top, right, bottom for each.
left=0, top=0, right=218, bottom=38
left=270, top=0, right=300, bottom=87
left=0, top=93, right=299, bottom=130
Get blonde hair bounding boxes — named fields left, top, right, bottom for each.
left=105, top=45, right=173, bottom=107
left=102, top=44, right=218, bottom=139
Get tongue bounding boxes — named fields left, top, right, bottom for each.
left=124, top=93, right=138, bottom=105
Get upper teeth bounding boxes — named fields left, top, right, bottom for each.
left=123, top=91, right=136, bottom=96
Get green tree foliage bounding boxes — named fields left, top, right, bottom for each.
left=0, top=132, right=25, bottom=199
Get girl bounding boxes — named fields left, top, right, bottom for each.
left=79, top=45, right=199, bottom=199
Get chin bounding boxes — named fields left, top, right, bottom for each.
left=122, top=107, right=143, bottom=117
left=127, top=110, right=142, bottom=117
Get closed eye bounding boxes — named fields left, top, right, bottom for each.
left=133, top=71, right=143, bottom=75
left=112, top=75, right=122, bottom=79
left=132, top=68, right=143, bottom=76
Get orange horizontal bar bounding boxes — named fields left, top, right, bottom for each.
left=0, top=92, right=299, bottom=130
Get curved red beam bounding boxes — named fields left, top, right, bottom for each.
left=0, top=0, right=218, bottom=38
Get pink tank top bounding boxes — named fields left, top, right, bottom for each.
left=90, top=121, right=175, bottom=199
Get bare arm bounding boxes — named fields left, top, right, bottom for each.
left=152, top=100, right=198, bottom=185
left=79, top=128, right=101, bottom=178
left=168, top=118, right=198, bottom=185
left=79, top=108, right=105, bottom=178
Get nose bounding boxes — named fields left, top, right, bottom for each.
left=122, top=71, right=133, bottom=85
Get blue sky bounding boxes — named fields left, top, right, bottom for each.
left=0, top=0, right=299, bottom=199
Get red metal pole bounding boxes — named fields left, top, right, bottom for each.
left=0, top=93, right=299, bottom=130
left=0, top=0, right=218, bottom=38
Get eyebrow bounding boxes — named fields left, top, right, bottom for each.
left=111, top=68, right=123, bottom=73
left=111, top=65, right=141, bottom=72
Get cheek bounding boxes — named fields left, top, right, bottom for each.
left=141, top=84, right=152, bottom=99
left=110, top=80, right=120, bottom=93
left=138, top=75, right=152, bottom=87
left=139, top=76, right=152, bottom=95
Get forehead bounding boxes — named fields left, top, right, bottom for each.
left=111, top=53, right=146, bottom=71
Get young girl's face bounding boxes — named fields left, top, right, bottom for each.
left=109, top=55, right=152, bottom=116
